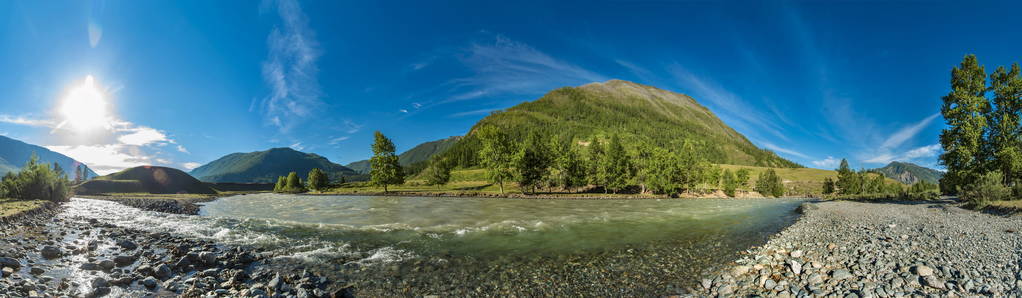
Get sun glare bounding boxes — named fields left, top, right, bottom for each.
left=60, top=75, right=108, bottom=131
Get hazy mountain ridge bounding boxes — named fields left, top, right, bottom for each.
left=189, top=147, right=356, bottom=183
left=0, top=135, right=98, bottom=179
left=872, top=161, right=943, bottom=184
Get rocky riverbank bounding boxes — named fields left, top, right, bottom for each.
left=0, top=201, right=349, bottom=297
left=696, top=200, right=1022, bottom=297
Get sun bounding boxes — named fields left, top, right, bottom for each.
left=60, top=75, right=109, bottom=131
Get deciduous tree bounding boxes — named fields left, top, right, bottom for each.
left=370, top=131, right=404, bottom=192
left=940, top=55, right=990, bottom=193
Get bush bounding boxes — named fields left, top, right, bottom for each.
left=960, top=171, right=1011, bottom=203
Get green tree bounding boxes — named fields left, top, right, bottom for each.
left=988, top=63, right=1022, bottom=187
left=601, top=135, right=633, bottom=193
left=423, top=157, right=453, bottom=190
left=961, top=170, right=1011, bottom=203
left=549, top=137, right=586, bottom=192
left=478, top=126, right=517, bottom=194
left=284, top=171, right=305, bottom=193
left=644, top=147, right=681, bottom=194
left=755, top=169, right=784, bottom=197
left=721, top=169, right=738, bottom=197
left=835, top=158, right=855, bottom=194
left=822, top=177, right=836, bottom=195
left=940, top=55, right=991, bottom=194
left=273, top=176, right=285, bottom=192
left=586, top=136, right=606, bottom=189
left=515, top=132, right=551, bottom=194
left=307, top=168, right=328, bottom=191
left=370, top=131, right=404, bottom=192
left=735, top=169, right=750, bottom=189
left=0, top=155, right=71, bottom=202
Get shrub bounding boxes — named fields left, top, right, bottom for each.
left=960, top=171, right=1011, bottom=203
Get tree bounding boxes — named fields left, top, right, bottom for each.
left=284, top=171, right=305, bottom=193
left=835, top=158, right=855, bottom=194
left=515, top=132, right=551, bottom=194
left=755, top=169, right=784, bottom=197
left=735, top=169, right=750, bottom=189
left=478, top=126, right=517, bottom=194
left=549, top=137, right=586, bottom=192
left=423, top=157, right=453, bottom=190
left=988, top=63, right=1022, bottom=187
left=721, top=169, right=738, bottom=197
left=822, top=177, right=835, bottom=195
left=307, top=168, right=329, bottom=191
left=370, top=131, right=404, bottom=192
left=586, top=136, right=606, bottom=189
left=643, top=146, right=682, bottom=195
left=0, top=155, right=70, bottom=202
left=940, top=55, right=991, bottom=194
left=601, top=135, right=633, bottom=193
left=961, top=170, right=1011, bottom=203
left=273, top=176, right=285, bottom=192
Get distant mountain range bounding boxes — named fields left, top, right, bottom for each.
left=0, top=135, right=98, bottom=179
left=189, top=147, right=356, bottom=183
left=435, top=79, right=801, bottom=168
left=76, top=166, right=216, bottom=195
left=873, top=161, right=943, bottom=184
left=346, top=136, right=462, bottom=174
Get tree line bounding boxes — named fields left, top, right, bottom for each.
left=819, top=158, right=929, bottom=198
left=939, top=55, right=1022, bottom=203
left=271, top=168, right=331, bottom=193
left=0, top=155, right=71, bottom=202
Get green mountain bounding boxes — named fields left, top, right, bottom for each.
left=0, top=135, right=98, bottom=179
left=439, top=80, right=801, bottom=168
left=75, top=166, right=216, bottom=195
left=873, top=161, right=944, bottom=184
left=346, top=136, right=462, bottom=174
left=190, top=147, right=356, bottom=183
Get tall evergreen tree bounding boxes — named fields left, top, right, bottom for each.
left=602, top=135, right=633, bottom=193
left=988, top=63, right=1022, bottom=186
left=940, top=55, right=990, bottom=194
left=586, top=136, right=606, bottom=189
left=822, top=177, right=836, bottom=195
left=835, top=158, right=855, bottom=194
left=721, top=169, right=738, bottom=197
left=477, top=126, right=517, bottom=194
left=735, top=169, right=750, bottom=189
left=370, top=131, right=404, bottom=192
left=515, top=132, right=551, bottom=194
left=755, top=169, right=784, bottom=197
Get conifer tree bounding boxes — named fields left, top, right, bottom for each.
left=370, top=131, right=404, bottom=192
left=940, top=55, right=990, bottom=193
left=602, top=135, right=633, bottom=193
left=515, top=132, right=551, bottom=194
left=835, top=158, right=854, bottom=194
left=822, top=177, right=836, bottom=195
left=735, top=169, right=750, bottom=189
left=721, top=169, right=737, bottom=197
left=586, top=136, right=606, bottom=189
left=477, top=126, right=517, bottom=194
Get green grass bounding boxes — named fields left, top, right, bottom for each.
left=0, top=198, right=49, bottom=218
left=718, top=164, right=903, bottom=196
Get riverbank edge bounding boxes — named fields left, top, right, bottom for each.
left=0, top=200, right=61, bottom=224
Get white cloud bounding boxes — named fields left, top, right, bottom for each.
left=399, top=109, right=408, bottom=113
left=880, top=113, right=939, bottom=149
left=155, top=158, right=172, bottom=165
left=45, top=144, right=152, bottom=175
left=811, top=156, right=840, bottom=168
left=290, top=142, right=304, bottom=151
left=256, top=0, right=323, bottom=132
left=328, top=136, right=349, bottom=145
left=904, top=144, right=941, bottom=159
left=760, top=142, right=809, bottom=159
left=411, top=103, right=423, bottom=109
left=177, top=145, right=189, bottom=153
left=864, top=144, right=941, bottom=164
left=182, top=162, right=202, bottom=170
left=116, top=127, right=169, bottom=146
left=0, top=115, right=56, bottom=127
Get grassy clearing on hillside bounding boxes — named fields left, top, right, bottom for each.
left=0, top=199, right=48, bottom=218
left=718, top=164, right=902, bottom=196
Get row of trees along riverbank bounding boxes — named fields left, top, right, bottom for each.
left=0, top=155, right=72, bottom=207
left=362, top=129, right=788, bottom=197
left=819, top=158, right=939, bottom=200
left=940, top=55, right=1022, bottom=206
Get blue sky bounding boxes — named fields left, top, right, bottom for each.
left=1, top=0, right=1020, bottom=174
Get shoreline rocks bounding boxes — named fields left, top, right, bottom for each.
left=696, top=200, right=1022, bottom=297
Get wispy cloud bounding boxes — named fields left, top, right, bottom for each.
left=811, top=156, right=840, bottom=168
left=328, top=136, right=349, bottom=145
left=443, top=35, right=605, bottom=103
left=289, top=142, right=304, bottom=151
left=0, top=115, right=56, bottom=127
left=45, top=144, right=153, bottom=175
left=182, top=162, right=202, bottom=170
left=668, top=64, right=790, bottom=142
left=760, top=141, right=809, bottom=159
left=256, top=0, right=323, bottom=132
left=116, top=126, right=168, bottom=146
left=450, top=108, right=501, bottom=118
left=864, top=144, right=942, bottom=164
left=879, top=113, right=939, bottom=149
